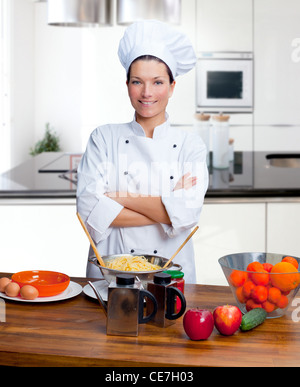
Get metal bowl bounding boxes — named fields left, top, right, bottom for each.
left=88, top=254, right=182, bottom=287
left=219, top=252, right=300, bottom=318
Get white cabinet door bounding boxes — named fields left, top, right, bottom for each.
left=196, top=0, right=253, bottom=52
left=267, top=202, right=300, bottom=257
left=254, top=0, right=300, bottom=125
left=194, top=202, right=266, bottom=285
left=167, top=0, right=197, bottom=125
left=0, top=201, right=89, bottom=277
left=254, top=125, right=300, bottom=152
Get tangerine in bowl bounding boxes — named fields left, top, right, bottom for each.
left=218, top=252, right=300, bottom=318
left=11, top=270, right=70, bottom=297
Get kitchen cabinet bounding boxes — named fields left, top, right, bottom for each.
left=254, top=0, right=300, bottom=126
left=0, top=199, right=88, bottom=277
left=2, top=199, right=299, bottom=286
left=195, top=199, right=300, bottom=286
left=228, top=125, right=253, bottom=151
left=204, top=114, right=254, bottom=152
left=154, top=0, right=197, bottom=125
left=267, top=202, right=300, bottom=257
left=254, top=125, right=300, bottom=152
left=194, top=201, right=266, bottom=285
left=0, top=199, right=268, bottom=286
left=196, top=0, right=253, bottom=52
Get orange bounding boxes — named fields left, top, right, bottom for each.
left=262, top=300, right=276, bottom=313
left=270, top=262, right=300, bottom=292
left=246, top=299, right=262, bottom=312
left=242, top=280, right=255, bottom=299
left=251, top=285, right=268, bottom=303
left=251, top=270, right=270, bottom=286
left=282, top=256, right=299, bottom=269
left=276, top=294, right=289, bottom=309
left=229, top=270, right=248, bottom=287
left=268, top=287, right=281, bottom=304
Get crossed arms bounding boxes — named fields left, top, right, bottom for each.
left=105, top=173, right=197, bottom=227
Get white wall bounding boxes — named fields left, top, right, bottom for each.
left=10, top=0, right=198, bottom=166
left=11, top=0, right=35, bottom=168
left=79, top=25, right=132, bottom=150
left=34, top=3, right=83, bottom=155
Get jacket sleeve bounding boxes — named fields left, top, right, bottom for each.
left=160, top=133, right=209, bottom=237
left=76, top=128, right=124, bottom=244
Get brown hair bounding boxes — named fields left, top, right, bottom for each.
left=127, top=55, right=175, bottom=84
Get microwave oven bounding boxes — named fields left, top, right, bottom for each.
left=196, top=52, right=253, bottom=113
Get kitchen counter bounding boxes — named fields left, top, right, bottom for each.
left=1, top=273, right=300, bottom=367
left=0, top=152, right=80, bottom=199
left=0, top=151, right=300, bottom=199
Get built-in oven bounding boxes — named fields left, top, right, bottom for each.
left=196, top=52, right=253, bottom=113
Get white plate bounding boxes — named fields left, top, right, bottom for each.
left=0, top=281, right=82, bottom=303
left=83, top=280, right=108, bottom=301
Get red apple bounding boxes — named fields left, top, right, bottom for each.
left=213, top=305, right=242, bottom=336
left=183, top=309, right=214, bottom=340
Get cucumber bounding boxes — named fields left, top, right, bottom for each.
left=240, top=308, right=267, bottom=331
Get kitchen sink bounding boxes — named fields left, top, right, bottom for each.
left=266, top=154, right=300, bottom=168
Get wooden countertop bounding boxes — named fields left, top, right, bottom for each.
left=1, top=274, right=300, bottom=367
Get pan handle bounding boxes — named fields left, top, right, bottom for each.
left=88, top=256, right=99, bottom=266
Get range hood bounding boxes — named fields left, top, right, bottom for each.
left=45, top=0, right=181, bottom=27
left=117, top=0, right=181, bottom=25
left=47, top=0, right=113, bottom=27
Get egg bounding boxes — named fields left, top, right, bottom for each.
left=20, top=285, right=39, bottom=300
left=5, top=282, right=20, bottom=297
left=0, top=277, right=11, bottom=292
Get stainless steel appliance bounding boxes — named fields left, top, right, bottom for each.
left=196, top=52, right=253, bottom=113
left=116, top=0, right=181, bottom=25
left=47, top=0, right=113, bottom=27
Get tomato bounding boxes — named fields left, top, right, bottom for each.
left=251, top=270, right=270, bottom=286
left=263, top=263, right=273, bottom=273
left=229, top=270, right=248, bottom=287
left=251, top=286, right=268, bottom=304
left=242, top=280, right=255, bottom=299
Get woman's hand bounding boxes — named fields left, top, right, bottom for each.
left=105, top=192, right=171, bottom=225
left=173, top=172, right=197, bottom=191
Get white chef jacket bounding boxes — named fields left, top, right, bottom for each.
left=76, top=114, right=208, bottom=283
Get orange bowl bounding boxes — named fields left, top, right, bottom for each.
left=11, top=270, right=70, bottom=297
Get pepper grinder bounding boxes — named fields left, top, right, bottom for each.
left=146, top=273, right=186, bottom=328
left=100, top=274, right=158, bottom=337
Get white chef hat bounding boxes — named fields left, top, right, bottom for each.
left=118, top=20, right=196, bottom=79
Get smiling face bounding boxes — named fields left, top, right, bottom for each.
left=126, top=59, right=175, bottom=133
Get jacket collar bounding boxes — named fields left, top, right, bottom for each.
left=130, top=113, right=170, bottom=139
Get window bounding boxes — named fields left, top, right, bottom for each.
left=0, top=0, right=11, bottom=174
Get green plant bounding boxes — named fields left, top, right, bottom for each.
left=30, top=123, right=61, bottom=156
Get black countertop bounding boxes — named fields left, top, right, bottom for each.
left=0, top=151, right=300, bottom=199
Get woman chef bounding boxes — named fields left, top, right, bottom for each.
left=76, top=20, right=209, bottom=283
